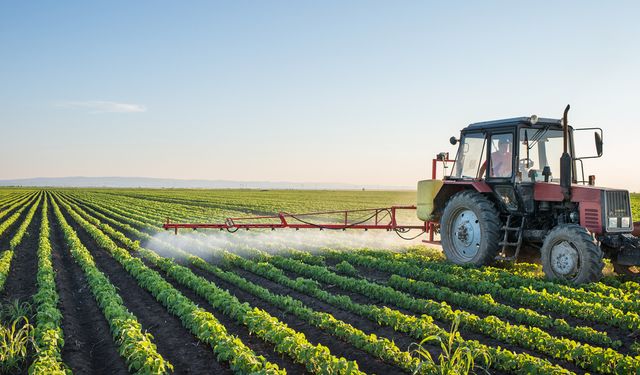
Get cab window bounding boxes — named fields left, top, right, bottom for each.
left=489, top=133, right=513, bottom=178
left=519, top=128, right=565, bottom=182
left=453, top=132, right=486, bottom=179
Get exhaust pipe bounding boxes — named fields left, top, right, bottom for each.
left=560, top=104, right=572, bottom=201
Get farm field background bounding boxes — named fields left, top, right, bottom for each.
left=1, top=188, right=640, bottom=374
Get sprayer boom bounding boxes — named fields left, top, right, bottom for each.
left=163, top=205, right=437, bottom=240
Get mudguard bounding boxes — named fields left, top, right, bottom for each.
left=432, top=180, right=492, bottom=218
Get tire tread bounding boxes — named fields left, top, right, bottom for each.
left=541, top=224, right=604, bottom=284
left=440, top=190, right=502, bottom=266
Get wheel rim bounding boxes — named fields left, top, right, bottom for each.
left=449, top=209, right=481, bottom=261
left=549, top=240, right=581, bottom=280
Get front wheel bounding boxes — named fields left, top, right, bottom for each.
left=541, top=224, right=603, bottom=284
left=440, top=191, right=501, bottom=266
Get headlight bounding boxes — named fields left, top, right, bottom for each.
left=569, top=211, right=579, bottom=223
left=609, top=217, right=618, bottom=228
left=621, top=217, right=631, bottom=228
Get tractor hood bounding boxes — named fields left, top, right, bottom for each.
left=534, top=183, right=633, bottom=235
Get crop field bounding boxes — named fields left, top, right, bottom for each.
left=1, top=188, right=640, bottom=374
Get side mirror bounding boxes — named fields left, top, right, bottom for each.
left=573, top=127, right=603, bottom=160
left=594, top=132, right=603, bottom=157
left=449, top=136, right=458, bottom=145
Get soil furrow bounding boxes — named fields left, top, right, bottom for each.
left=185, top=261, right=405, bottom=375
left=57, top=200, right=232, bottom=375
left=277, top=259, right=587, bottom=374
left=140, top=257, right=309, bottom=374
left=49, top=201, right=129, bottom=375
left=0, top=200, right=42, bottom=315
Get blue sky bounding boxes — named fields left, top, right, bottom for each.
left=1, top=1, right=639, bottom=190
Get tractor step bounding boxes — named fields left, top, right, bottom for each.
left=501, top=226, right=521, bottom=231
left=495, top=215, right=526, bottom=262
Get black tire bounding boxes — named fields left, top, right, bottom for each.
left=541, top=224, right=603, bottom=284
left=440, top=190, right=501, bottom=266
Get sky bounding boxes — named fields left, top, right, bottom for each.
left=1, top=1, right=639, bottom=190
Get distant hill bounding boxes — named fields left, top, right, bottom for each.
left=0, top=176, right=412, bottom=190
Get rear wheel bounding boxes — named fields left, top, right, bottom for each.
left=440, top=191, right=501, bottom=266
left=541, top=224, right=603, bottom=284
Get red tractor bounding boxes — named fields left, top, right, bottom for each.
left=164, top=105, right=640, bottom=284
left=421, top=105, right=640, bottom=283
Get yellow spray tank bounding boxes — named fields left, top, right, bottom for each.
left=416, top=179, right=444, bottom=221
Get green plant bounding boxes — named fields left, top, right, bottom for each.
left=29, top=194, right=67, bottom=374
left=411, top=314, right=490, bottom=375
left=0, top=316, right=34, bottom=373
left=53, top=196, right=283, bottom=375
left=325, top=250, right=621, bottom=347
left=269, top=253, right=640, bottom=374
left=0, top=193, right=42, bottom=293
left=334, top=260, right=358, bottom=276
left=225, top=252, right=569, bottom=374
left=50, top=197, right=173, bottom=374
left=0, top=300, right=32, bottom=325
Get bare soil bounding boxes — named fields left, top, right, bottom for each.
left=57, top=200, right=232, bottom=375
left=49, top=201, right=129, bottom=374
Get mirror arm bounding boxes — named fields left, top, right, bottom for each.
left=524, top=130, right=530, bottom=168
left=577, top=159, right=585, bottom=185
left=575, top=155, right=600, bottom=161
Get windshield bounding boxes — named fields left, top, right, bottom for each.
left=519, top=129, right=565, bottom=182
left=453, top=132, right=486, bottom=179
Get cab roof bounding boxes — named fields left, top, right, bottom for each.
left=464, top=117, right=563, bottom=131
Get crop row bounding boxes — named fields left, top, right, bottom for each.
left=54, top=193, right=288, bottom=374
left=0, top=191, right=39, bottom=222
left=502, top=260, right=640, bottom=300
left=190, top=256, right=429, bottom=373
left=0, top=251, right=11, bottom=293
left=0, top=192, right=40, bottom=240
left=58, top=192, right=290, bottom=373
left=318, top=251, right=615, bottom=347
left=50, top=196, right=173, bottom=374
left=221, top=252, right=571, bottom=374
left=266, top=254, right=640, bottom=374
left=57, top=193, right=357, bottom=374
left=387, top=274, right=614, bottom=347
left=0, top=191, right=33, bottom=211
left=29, top=195, right=66, bottom=374
left=66, top=191, right=205, bottom=224
left=96, top=191, right=247, bottom=221
left=356, top=248, right=640, bottom=314
left=0, top=193, right=42, bottom=291
left=80, top=202, right=433, bottom=375
left=325, top=250, right=640, bottom=332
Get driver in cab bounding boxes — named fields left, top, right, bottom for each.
left=478, top=135, right=512, bottom=178
left=490, top=136, right=512, bottom=177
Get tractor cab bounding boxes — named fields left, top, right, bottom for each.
left=450, top=117, right=571, bottom=184
left=446, top=117, right=598, bottom=216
